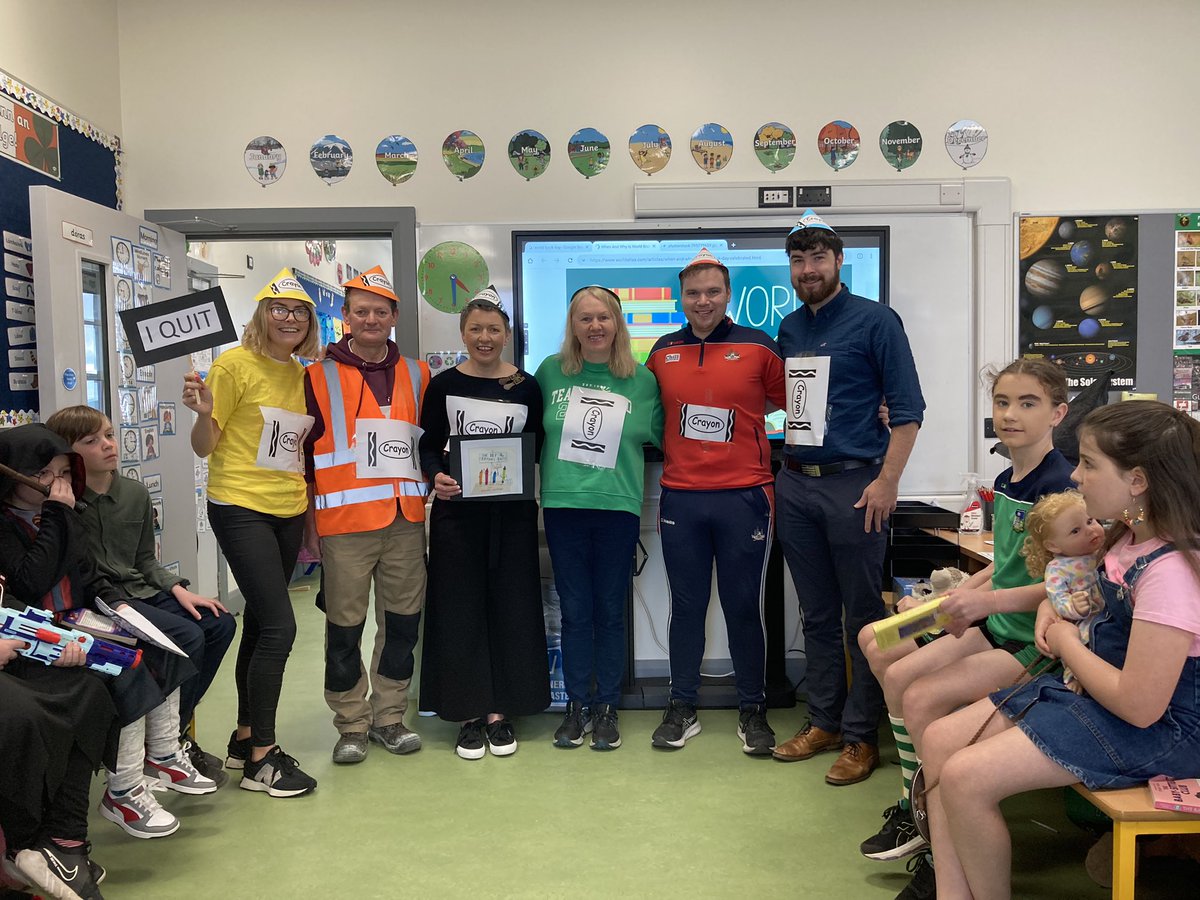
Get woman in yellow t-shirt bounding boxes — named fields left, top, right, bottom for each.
left=183, top=268, right=321, bottom=798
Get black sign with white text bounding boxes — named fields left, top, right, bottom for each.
left=118, top=287, right=237, bottom=366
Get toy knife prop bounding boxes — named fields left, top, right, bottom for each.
left=94, top=597, right=188, bottom=657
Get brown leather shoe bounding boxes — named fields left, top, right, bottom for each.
left=772, top=723, right=842, bottom=761
left=825, top=741, right=880, bottom=785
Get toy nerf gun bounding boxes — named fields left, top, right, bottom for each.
left=0, top=604, right=142, bottom=676
left=872, top=595, right=952, bottom=650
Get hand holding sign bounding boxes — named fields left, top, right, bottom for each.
left=118, top=287, right=238, bottom=366
left=181, top=372, right=212, bottom=415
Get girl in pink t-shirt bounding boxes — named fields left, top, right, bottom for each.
left=917, top=401, right=1200, bottom=898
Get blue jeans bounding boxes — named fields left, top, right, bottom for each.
left=775, top=464, right=887, bottom=745
left=543, top=507, right=638, bottom=706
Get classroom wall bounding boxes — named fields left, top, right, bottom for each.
left=107, top=0, right=1199, bottom=221
left=0, top=0, right=122, bottom=137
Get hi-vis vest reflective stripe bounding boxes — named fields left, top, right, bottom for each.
left=309, top=356, right=428, bottom=536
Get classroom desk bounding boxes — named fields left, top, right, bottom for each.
left=921, top=528, right=994, bottom=572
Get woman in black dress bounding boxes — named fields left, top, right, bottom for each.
left=418, top=289, right=548, bottom=759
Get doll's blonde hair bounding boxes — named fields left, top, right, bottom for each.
left=1021, top=490, right=1088, bottom=577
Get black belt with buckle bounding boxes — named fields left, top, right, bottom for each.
left=783, top=456, right=884, bottom=477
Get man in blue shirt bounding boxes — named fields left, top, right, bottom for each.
left=773, top=210, right=925, bottom=786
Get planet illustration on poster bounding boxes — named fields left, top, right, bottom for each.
left=1058, top=220, right=1076, bottom=241
left=568, top=128, right=611, bottom=179
left=1078, top=317, right=1101, bottom=339
left=1024, top=259, right=1066, bottom=298
left=1031, top=306, right=1054, bottom=329
left=417, top=241, right=490, bottom=314
left=1105, top=217, right=1131, bottom=243
left=310, top=134, right=353, bottom=186
left=244, top=136, right=287, bottom=187
left=1094, top=261, right=1114, bottom=280
left=1079, top=285, right=1109, bottom=315
left=376, top=135, right=418, bottom=185
left=753, top=122, right=795, bottom=173
left=690, top=123, right=733, bottom=175
left=1069, top=240, right=1095, bottom=267
left=944, top=120, right=988, bottom=170
left=1019, top=217, right=1059, bottom=259
left=508, top=130, right=551, bottom=181
left=818, top=120, right=860, bottom=171
left=441, top=131, right=486, bottom=181
left=628, top=124, right=672, bottom=176
left=879, top=121, right=922, bottom=171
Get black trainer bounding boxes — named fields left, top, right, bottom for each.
left=225, top=729, right=251, bottom=770
left=456, top=720, right=486, bottom=760
left=737, top=704, right=776, bottom=756
left=12, top=839, right=105, bottom=900
left=182, top=734, right=229, bottom=787
left=861, top=801, right=929, bottom=861
left=590, top=703, right=621, bottom=751
left=552, top=701, right=592, bottom=748
left=485, top=719, right=517, bottom=757
left=239, top=746, right=317, bottom=798
left=651, top=699, right=701, bottom=749
left=896, top=852, right=936, bottom=900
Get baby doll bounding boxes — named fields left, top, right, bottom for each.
left=1021, top=490, right=1106, bottom=693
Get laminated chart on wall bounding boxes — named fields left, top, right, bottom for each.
left=567, top=128, right=610, bottom=179
left=628, top=124, right=671, bottom=176
left=376, top=134, right=418, bottom=185
left=753, top=123, right=795, bottom=174
left=1018, top=215, right=1139, bottom=389
left=879, top=121, right=922, bottom=171
left=441, top=130, right=485, bottom=181
left=945, top=119, right=987, bottom=169
left=690, top=123, right=733, bottom=175
left=310, top=134, right=353, bottom=186
left=817, top=120, right=859, bottom=171
left=244, top=136, right=286, bottom=187
left=1171, top=213, right=1200, bottom=415
left=508, top=130, right=550, bottom=181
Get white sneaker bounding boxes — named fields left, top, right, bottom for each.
left=98, top=782, right=180, bottom=839
left=144, top=749, right=218, bottom=795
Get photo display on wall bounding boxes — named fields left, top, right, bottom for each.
left=1171, top=213, right=1200, bottom=414
left=1018, top=215, right=1139, bottom=389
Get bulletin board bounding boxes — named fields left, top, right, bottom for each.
left=0, top=69, right=120, bottom=421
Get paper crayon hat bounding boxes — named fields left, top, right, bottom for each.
left=254, top=268, right=315, bottom=305
left=343, top=265, right=399, bottom=303
left=679, top=247, right=727, bottom=277
left=471, top=285, right=504, bottom=309
left=789, top=208, right=836, bottom=235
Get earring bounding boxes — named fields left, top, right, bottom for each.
left=1121, top=507, right=1145, bottom=527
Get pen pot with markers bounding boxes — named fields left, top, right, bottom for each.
left=979, top=486, right=995, bottom=532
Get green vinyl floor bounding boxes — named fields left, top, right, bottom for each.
left=81, top=584, right=1194, bottom=899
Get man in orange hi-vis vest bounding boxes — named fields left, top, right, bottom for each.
left=302, top=265, right=430, bottom=765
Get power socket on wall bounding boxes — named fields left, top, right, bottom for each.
left=757, top=187, right=793, bottom=208
left=983, top=417, right=996, bottom=438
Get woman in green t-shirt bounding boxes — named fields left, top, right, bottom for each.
left=536, top=286, right=663, bottom=752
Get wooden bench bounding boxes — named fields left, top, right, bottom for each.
left=1071, top=782, right=1200, bottom=899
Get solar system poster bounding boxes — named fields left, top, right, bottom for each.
left=1018, top=215, right=1138, bottom=389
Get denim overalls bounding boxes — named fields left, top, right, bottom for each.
left=993, top=544, right=1200, bottom=789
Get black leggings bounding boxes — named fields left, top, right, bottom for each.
left=207, top=502, right=304, bottom=747
left=0, top=746, right=93, bottom=848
